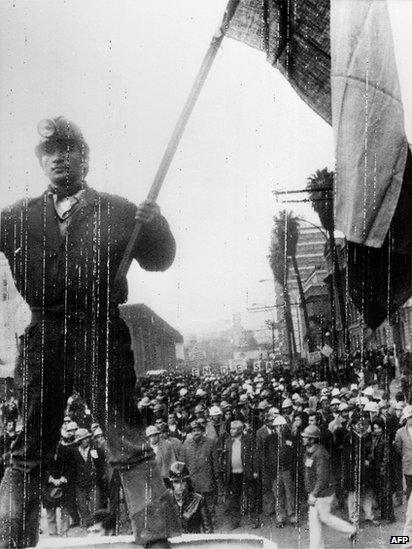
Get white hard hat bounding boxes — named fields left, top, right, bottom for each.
left=401, top=405, right=412, bottom=422
left=330, top=398, right=341, bottom=406
left=362, top=387, right=374, bottom=397
left=338, top=402, right=349, bottom=412
left=179, top=388, right=188, bottom=397
left=273, top=415, right=287, bottom=427
left=331, top=388, right=340, bottom=397
left=196, top=388, right=206, bottom=397
left=209, top=405, right=222, bottom=417
left=364, top=401, right=379, bottom=413
left=267, top=407, right=280, bottom=419
left=146, top=425, right=160, bottom=437
left=282, top=398, right=292, bottom=408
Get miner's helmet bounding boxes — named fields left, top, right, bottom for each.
left=301, top=425, right=321, bottom=439
left=169, top=461, right=190, bottom=482
left=35, top=116, right=89, bottom=160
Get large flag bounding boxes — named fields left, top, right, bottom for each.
left=226, top=0, right=412, bottom=330
left=226, top=0, right=331, bottom=123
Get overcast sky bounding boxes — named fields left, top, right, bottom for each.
left=0, top=0, right=335, bottom=337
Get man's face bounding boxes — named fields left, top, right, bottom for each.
left=66, top=428, right=76, bottom=440
left=355, top=419, right=369, bottom=434
left=148, top=433, right=160, bottom=445
left=94, top=434, right=105, bottom=447
left=192, top=428, right=203, bottom=442
left=40, top=140, right=86, bottom=191
left=168, top=414, right=176, bottom=425
left=372, top=423, right=383, bottom=436
left=197, top=418, right=206, bottom=430
left=80, top=437, right=91, bottom=449
left=171, top=479, right=188, bottom=501
left=230, top=424, right=243, bottom=438
left=308, top=415, right=317, bottom=426
left=380, top=405, right=389, bottom=417
left=302, top=435, right=313, bottom=448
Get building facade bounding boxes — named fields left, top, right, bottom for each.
left=120, top=303, right=183, bottom=375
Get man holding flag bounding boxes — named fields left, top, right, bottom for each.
left=0, top=117, right=178, bottom=548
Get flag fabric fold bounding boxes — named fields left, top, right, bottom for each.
left=226, top=0, right=412, bottom=330
left=331, top=0, right=408, bottom=249
left=226, top=0, right=331, bottom=124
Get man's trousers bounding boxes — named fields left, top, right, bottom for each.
left=0, top=313, right=180, bottom=548
left=308, top=494, right=355, bottom=549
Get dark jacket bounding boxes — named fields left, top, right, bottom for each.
left=254, top=424, right=272, bottom=479
left=180, top=437, right=219, bottom=494
left=221, top=434, right=255, bottom=483
left=172, top=490, right=213, bottom=534
left=73, top=445, right=105, bottom=489
left=0, top=185, right=175, bottom=311
left=304, top=444, right=335, bottom=498
left=342, top=430, right=374, bottom=493
left=263, top=429, right=294, bottom=484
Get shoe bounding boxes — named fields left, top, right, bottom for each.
left=275, top=520, right=285, bottom=528
left=251, top=518, right=261, bottom=529
left=349, top=530, right=358, bottom=548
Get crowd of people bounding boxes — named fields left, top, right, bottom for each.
left=1, top=345, right=411, bottom=545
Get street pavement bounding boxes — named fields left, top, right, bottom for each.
left=213, top=502, right=408, bottom=549
left=39, top=497, right=408, bottom=549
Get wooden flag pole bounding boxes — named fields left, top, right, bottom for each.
left=114, top=0, right=241, bottom=285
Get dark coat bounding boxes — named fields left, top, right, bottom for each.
left=172, top=491, right=213, bottom=534
left=371, top=433, right=396, bottom=494
left=304, top=444, right=335, bottom=498
left=73, top=445, right=106, bottom=489
left=1, top=185, right=175, bottom=468
left=221, top=434, right=255, bottom=483
left=254, top=425, right=272, bottom=479
left=342, top=430, right=374, bottom=493
left=0, top=185, right=175, bottom=311
left=263, top=429, right=294, bottom=486
left=180, top=437, right=219, bottom=494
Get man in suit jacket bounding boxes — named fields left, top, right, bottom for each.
left=72, top=429, right=105, bottom=528
left=253, top=407, right=279, bottom=522
left=222, top=420, right=257, bottom=530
